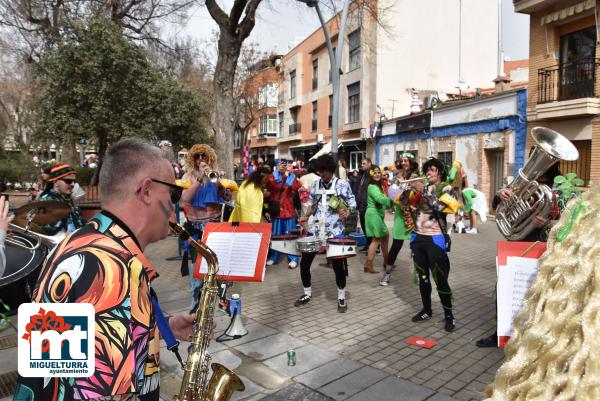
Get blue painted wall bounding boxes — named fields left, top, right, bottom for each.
left=375, top=89, right=528, bottom=177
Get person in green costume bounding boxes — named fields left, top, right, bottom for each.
left=380, top=153, right=419, bottom=286
left=364, top=166, right=392, bottom=274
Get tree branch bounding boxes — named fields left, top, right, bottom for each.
left=238, top=0, right=261, bottom=40
left=205, top=0, right=229, bottom=28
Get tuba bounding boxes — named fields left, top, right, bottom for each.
left=168, top=222, right=245, bottom=401
left=495, top=127, right=578, bottom=240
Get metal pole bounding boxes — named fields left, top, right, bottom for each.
left=313, top=0, right=351, bottom=164
left=498, top=0, right=504, bottom=77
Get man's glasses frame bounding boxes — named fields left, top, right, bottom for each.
left=60, top=178, right=77, bottom=185
left=136, top=178, right=182, bottom=204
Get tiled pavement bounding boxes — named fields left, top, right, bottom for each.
left=0, top=215, right=504, bottom=401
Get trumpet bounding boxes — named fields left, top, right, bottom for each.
left=207, top=171, right=219, bottom=183
left=5, top=223, right=65, bottom=251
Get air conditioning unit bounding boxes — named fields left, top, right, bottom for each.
left=422, top=95, right=439, bottom=110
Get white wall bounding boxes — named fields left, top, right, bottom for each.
left=375, top=0, right=499, bottom=120
left=433, top=92, right=517, bottom=127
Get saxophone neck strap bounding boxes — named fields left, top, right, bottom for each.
left=151, top=288, right=184, bottom=368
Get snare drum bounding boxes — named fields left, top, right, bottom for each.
left=295, top=236, right=322, bottom=253
left=326, top=238, right=357, bottom=259
left=270, top=234, right=301, bottom=256
left=0, top=233, right=47, bottom=314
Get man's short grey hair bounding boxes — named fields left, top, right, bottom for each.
left=99, top=138, right=164, bottom=203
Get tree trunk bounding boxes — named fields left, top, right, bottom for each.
left=62, top=142, right=79, bottom=166
left=213, top=31, right=242, bottom=178
left=91, top=131, right=108, bottom=187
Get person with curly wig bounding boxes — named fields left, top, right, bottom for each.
left=180, top=144, right=220, bottom=310
left=483, top=185, right=598, bottom=401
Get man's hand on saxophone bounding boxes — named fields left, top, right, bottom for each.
left=169, top=312, right=197, bottom=341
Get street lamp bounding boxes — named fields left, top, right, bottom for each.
left=297, top=0, right=351, bottom=164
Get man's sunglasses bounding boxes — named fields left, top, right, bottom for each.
left=60, top=178, right=76, bottom=185
left=193, top=153, right=207, bottom=160
left=136, top=178, right=183, bottom=204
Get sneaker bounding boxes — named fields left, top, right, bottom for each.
left=444, top=316, right=456, bottom=332
left=288, top=261, right=298, bottom=269
left=379, top=274, right=391, bottom=286
left=337, top=299, right=347, bottom=313
left=411, top=310, right=432, bottom=322
left=465, top=227, right=478, bottom=234
left=266, top=259, right=276, bottom=266
left=294, top=294, right=311, bottom=307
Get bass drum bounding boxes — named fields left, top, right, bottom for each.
left=0, top=234, right=47, bottom=315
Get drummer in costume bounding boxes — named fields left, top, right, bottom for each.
left=265, top=159, right=302, bottom=269
left=180, top=144, right=221, bottom=310
left=380, top=153, right=419, bottom=286
left=407, top=158, right=459, bottom=332
left=39, top=164, right=85, bottom=235
left=294, top=155, right=356, bottom=313
left=364, top=166, right=392, bottom=274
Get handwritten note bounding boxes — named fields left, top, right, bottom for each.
left=199, top=232, right=264, bottom=281
left=497, top=256, right=539, bottom=340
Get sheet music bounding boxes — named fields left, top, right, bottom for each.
left=497, top=256, right=539, bottom=338
left=199, top=232, right=264, bottom=280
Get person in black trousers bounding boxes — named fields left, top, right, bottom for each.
left=351, top=158, right=372, bottom=251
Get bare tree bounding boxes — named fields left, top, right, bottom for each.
left=204, top=0, right=263, bottom=176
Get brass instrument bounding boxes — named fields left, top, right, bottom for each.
left=496, top=127, right=579, bottom=240
left=207, top=171, right=219, bottom=184
left=168, top=222, right=245, bottom=401
left=5, top=222, right=66, bottom=251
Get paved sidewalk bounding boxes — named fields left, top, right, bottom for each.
left=0, top=216, right=503, bottom=401
left=148, top=216, right=504, bottom=401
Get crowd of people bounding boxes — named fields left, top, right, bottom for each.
left=0, top=131, right=588, bottom=401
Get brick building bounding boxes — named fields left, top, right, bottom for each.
left=274, top=0, right=500, bottom=171
left=515, top=0, right=597, bottom=184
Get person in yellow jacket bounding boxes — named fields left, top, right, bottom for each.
left=229, top=167, right=270, bottom=223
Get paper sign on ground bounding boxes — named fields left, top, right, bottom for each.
left=405, top=336, right=438, bottom=349
left=497, top=256, right=539, bottom=347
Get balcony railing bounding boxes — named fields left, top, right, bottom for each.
left=538, top=59, right=600, bottom=104
left=289, top=123, right=301, bottom=134
left=311, top=119, right=317, bottom=131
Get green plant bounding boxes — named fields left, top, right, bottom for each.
left=76, top=166, right=95, bottom=187
left=553, top=173, right=586, bottom=243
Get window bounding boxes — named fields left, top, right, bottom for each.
left=312, top=59, right=318, bottom=90
left=559, top=26, right=597, bottom=100
left=348, top=29, right=361, bottom=71
left=259, top=114, right=278, bottom=136
left=289, top=108, right=300, bottom=134
left=437, top=151, right=453, bottom=167
left=289, top=70, right=296, bottom=99
left=278, top=112, right=284, bottom=137
left=347, top=82, right=360, bottom=123
left=258, top=83, right=278, bottom=108
left=311, top=101, right=318, bottom=131
left=233, top=129, right=241, bottom=149
left=349, top=151, right=366, bottom=171
left=328, top=95, right=333, bottom=128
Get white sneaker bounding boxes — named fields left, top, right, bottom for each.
left=288, top=261, right=298, bottom=269
left=266, top=260, right=275, bottom=266
left=465, top=228, right=478, bottom=234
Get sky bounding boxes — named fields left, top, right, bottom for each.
left=172, top=0, right=530, bottom=61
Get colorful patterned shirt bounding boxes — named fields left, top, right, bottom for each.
left=38, top=190, right=85, bottom=235
left=13, top=211, right=161, bottom=401
left=309, top=177, right=356, bottom=238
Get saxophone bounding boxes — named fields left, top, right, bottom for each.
left=168, top=222, right=245, bottom=401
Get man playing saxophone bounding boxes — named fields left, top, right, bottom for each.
left=13, top=138, right=196, bottom=401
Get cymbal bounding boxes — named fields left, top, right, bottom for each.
left=11, top=218, right=46, bottom=234
left=14, top=200, right=71, bottom=224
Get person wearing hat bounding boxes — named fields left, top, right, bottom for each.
left=265, top=158, right=302, bottom=269
left=39, top=164, right=85, bottom=235
left=406, top=157, right=459, bottom=332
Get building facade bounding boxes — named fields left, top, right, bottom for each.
left=515, top=0, right=597, bottom=185
left=274, top=0, right=500, bottom=170
left=377, top=88, right=528, bottom=206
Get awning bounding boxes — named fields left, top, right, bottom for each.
left=540, top=0, right=595, bottom=25
left=309, top=142, right=332, bottom=160
left=289, top=142, right=318, bottom=151
left=338, top=139, right=365, bottom=148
